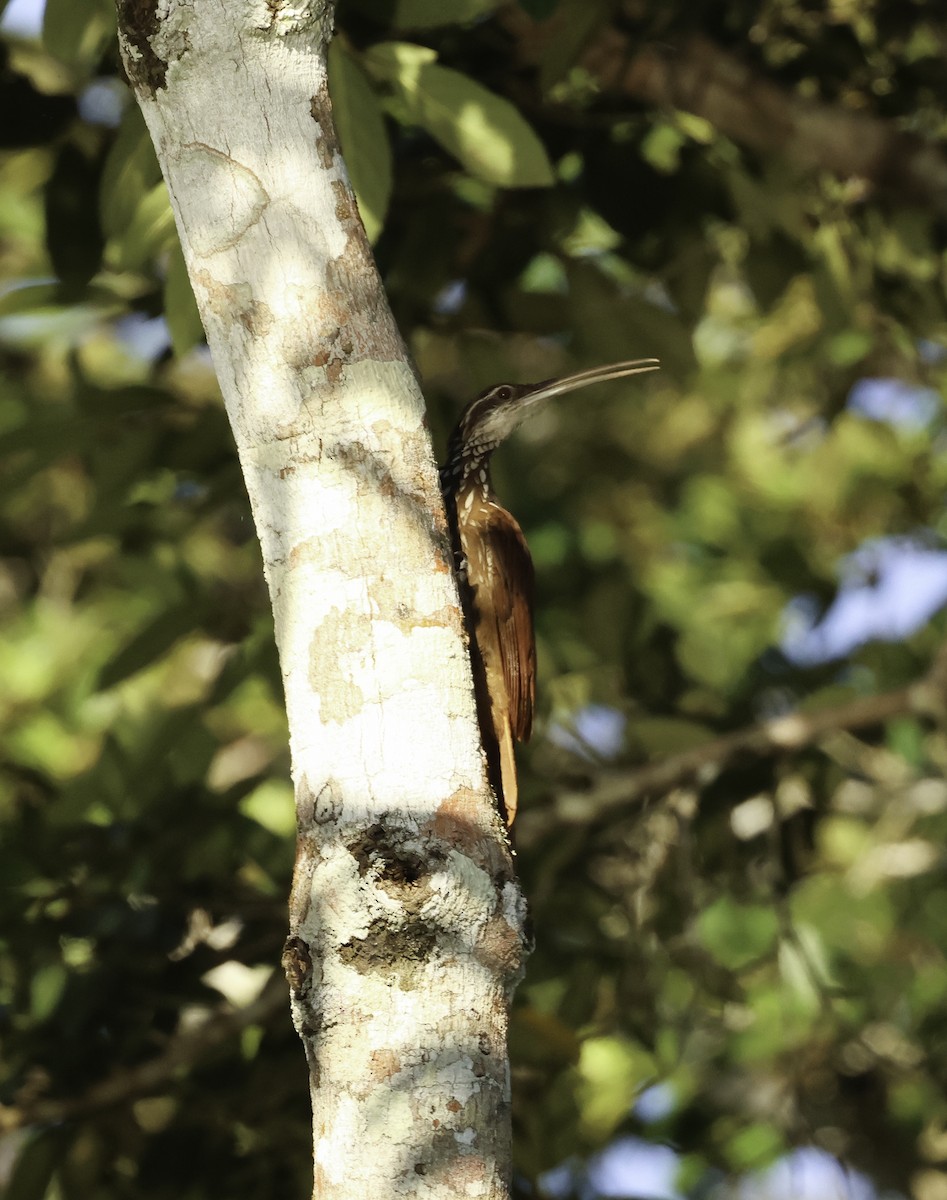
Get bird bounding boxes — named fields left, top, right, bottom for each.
left=440, top=357, right=660, bottom=825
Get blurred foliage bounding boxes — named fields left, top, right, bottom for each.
left=1, top=0, right=947, bottom=1197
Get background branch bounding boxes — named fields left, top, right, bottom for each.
left=0, top=973, right=288, bottom=1134
left=536, top=645, right=947, bottom=829
left=582, top=33, right=947, bottom=210
left=498, top=7, right=947, bottom=212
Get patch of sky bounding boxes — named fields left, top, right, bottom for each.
left=538, top=1139, right=683, bottom=1200
left=847, top=377, right=940, bottom=432
left=547, top=703, right=626, bottom=760
left=918, top=338, right=947, bottom=365
left=114, top=313, right=172, bottom=362
left=782, top=537, right=947, bottom=666
left=588, top=1137, right=683, bottom=1199
left=432, top=280, right=467, bottom=316
left=732, top=1147, right=884, bottom=1200
left=535, top=1159, right=579, bottom=1199
left=173, top=479, right=207, bottom=503
left=0, top=302, right=102, bottom=347
left=0, top=0, right=44, bottom=37
left=635, top=1082, right=677, bottom=1124
left=540, top=1143, right=891, bottom=1200
left=79, top=78, right=127, bottom=128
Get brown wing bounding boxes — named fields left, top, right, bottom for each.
left=480, top=505, right=536, bottom=742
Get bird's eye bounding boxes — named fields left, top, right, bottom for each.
left=495, top=386, right=513, bottom=401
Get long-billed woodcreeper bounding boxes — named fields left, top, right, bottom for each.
left=440, top=358, right=660, bottom=825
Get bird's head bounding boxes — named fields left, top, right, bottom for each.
left=445, top=357, right=660, bottom=470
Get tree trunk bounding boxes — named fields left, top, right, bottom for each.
left=115, top=2, right=529, bottom=1195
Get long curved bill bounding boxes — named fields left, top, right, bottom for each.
left=520, top=357, right=660, bottom=408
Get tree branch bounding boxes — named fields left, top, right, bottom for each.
left=503, top=3, right=947, bottom=213
left=539, top=646, right=947, bottom=828
left=114, top=4, right=526, bottom=1195
left=581, top=32, right=947, bottom=212
left=0, top=973, right=288, bottom=1134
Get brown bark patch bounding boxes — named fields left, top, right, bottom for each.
left=308, top=607, right=370, bottom=723
left=236, top=298, right=274, bottom=337
left=192, top=272, right=274, bottom=339
left=288, top=828, right=317, bottom=927
left=281, top=935, right=312, bottom=994
left=338, top=918, right=438, bottom=983
left=477, top=907, right=529, bottom=982
left=369, top=1048, right=402, bottom=1081
left=348, top=820, right=442, bottom=894
left=306, top=81, right=409, bottom=368
left=426, top=786, right=512, bottom=875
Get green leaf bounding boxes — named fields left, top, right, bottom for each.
left=369, top=42, right=437, bottom=69
left=100, top=105, right=163, bottom=240
left=696, top=898, right=779, bottom=970
left=537, top=0, right=611, bottom=89
left=0, top=282, right=62, bottom=317
left=42, top=0, right=116, bottom=73
left=44, top=143, right=104, bottom=290
left=567, top=261, right=695, bottom=371
left=724, top=1122, right=785, bottom=1170
left=96, top=601, right=205, bottom=691
left=576, top=1036, right=655, bottom=1139
left=31, top=962, right=67, bottom=1020
left=164, top=241, right=205, bottom=356
left=887, top=716, right=926, bottom=767
left=641, top=121, right=687, bottom=174
left=239, top=779, right=296, bottom=837
left=365, top=43, right=554, bottom=188
left=627, top=716, right=714, bottom=756
left=328, top=41, right=393, bottom=243
left=392, top=0, right=499, bottom=27
left=111, top=181, right=176, bottom=272
left=826, top=329, right=873, bottom=366
left=5, top=1130, right=67, bottom=1200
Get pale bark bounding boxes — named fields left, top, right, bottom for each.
left=115, top=2, right=528, bottom=1195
